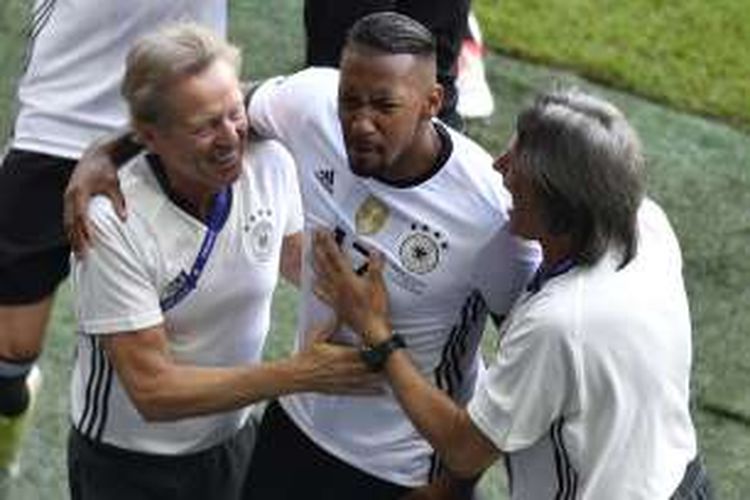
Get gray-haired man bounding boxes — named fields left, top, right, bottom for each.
left=67, top=24, right=373, bottom=500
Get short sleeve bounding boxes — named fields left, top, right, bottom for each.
left=72, top=197, right=163, bottom=334
left=467, top=302, right=575, bottom=452
left=472, top=226, right=541, bottom=317
left=247, top=68, right=339, bottom=145
left=282, top=150, right=304, bottom=236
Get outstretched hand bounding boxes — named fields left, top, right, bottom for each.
left=312, top=229, right=392, bottom=345
left=295, top=319, right=384, bottom=395
left=63, top=137, right=129, bottom=257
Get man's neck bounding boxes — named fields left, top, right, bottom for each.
left=381, top=122, right=443, bottom=185
left=540, top=233, right=573, bottom=269
left=148, top=155, right=216, bottom=222
left=176, top=187, right=216, bottom=222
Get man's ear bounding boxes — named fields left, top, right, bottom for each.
left=423, top=82, right=444, bottom=120
left=133, top=121, right=158, bottom=152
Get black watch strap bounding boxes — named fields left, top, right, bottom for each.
left=359, top=334, right=406, bottom=372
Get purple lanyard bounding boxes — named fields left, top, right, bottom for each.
left=160, top=188, right=231, bottom=312
left=526, top=257, right=576, bottom=293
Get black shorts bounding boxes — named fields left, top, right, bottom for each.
left=68, top=420, right=257, bottom=500
left=243, top=400, right=412, bottom=500
left=0, top=149, right=76, bottom=304
left=671, top=455, right=714, bottom=500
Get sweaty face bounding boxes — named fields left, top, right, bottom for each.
left=494, top=140, right=545, bottom=240
left=142, top=59, right=248, bottom=205
left=338, top=47, right=434, bottom=180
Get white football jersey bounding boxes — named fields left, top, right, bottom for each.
left=70, top=140, right=302, bottom=454
left=469, top=199, right=697, bottom=499
left=249, top=68, right=540, bottom=486
left=12, top=0, right=227, bottom=159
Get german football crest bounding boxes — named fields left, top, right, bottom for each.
left=245, top=208, right=275, bottom=261
left=355, top=195, right=389, bottom=235
left=398, top=223, right=447, bottom=275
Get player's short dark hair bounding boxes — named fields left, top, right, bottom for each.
left=345, top=11, right=436, bottom=59
left=515, top=89, right=645, bottom=268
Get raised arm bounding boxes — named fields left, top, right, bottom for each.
left=311, top=230, right=500, bottom=478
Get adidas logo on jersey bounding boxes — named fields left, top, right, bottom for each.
left=315, top=169, right=334, bottom=194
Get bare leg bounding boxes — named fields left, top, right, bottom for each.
left=0, top=296, right=53, bottom=476
left=0, top=296, right=55, bottom=362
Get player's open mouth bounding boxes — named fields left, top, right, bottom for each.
left=213, top=150, right=239, bottom=169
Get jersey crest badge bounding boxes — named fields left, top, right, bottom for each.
left=245, top=208, right=275, bottom=261
left=398, top=223, right=447, bottom=275
left=355, top=195, right=389, bottom=235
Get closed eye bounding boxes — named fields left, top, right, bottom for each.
left=373, top=99, right=399, bottom=113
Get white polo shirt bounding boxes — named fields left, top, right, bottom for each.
left=469, top=199, right=697, bottom=499
left=249, top=68, right=541, bottom=486
left=71, top=140, right=302, bottom=454
left=13, top=0, right=227, bottom=159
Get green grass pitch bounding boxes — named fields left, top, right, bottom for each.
left=1, top=0, right=748, bottom=497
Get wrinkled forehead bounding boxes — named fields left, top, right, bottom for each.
left=340, top=57, right=433, bottom=108
left=160, top=60, right=242, bottom=124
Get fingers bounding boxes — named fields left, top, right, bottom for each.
left=64, top=186, right=93, bottom=258
left=364, top=251, right=391, bottom=323
left=309, top=342, right=364, bottom=369
left=63, top=185, right=75, bottom=239
left=99, top=167, right=128, bottom=221
left=320, top=351, right=386, bottom=395
left=366, top=250, right=386, bottom=284
left=73, top=214, right=93, bottom=258
left=311, top=231, right=330, bottom=279
left=312, top=282, right=334, bottom=307
left=64, top=152, right=127, bottom=256
left=312, top=229, right=349, bottom=277
left=299, top=341, right=388, bottom=395
left=311, top=229, right=351, bottom=306
left=109, top=184, right=128, bottom=221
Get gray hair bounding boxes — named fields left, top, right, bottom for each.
left=345, top=11, right=436, bottom=60
left=515, top=89, right=645, bottom=268
left=122, top=23, right=241, bottom=125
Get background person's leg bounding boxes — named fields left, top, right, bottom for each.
left=0, top=363, right=42, bottom=477
left=303, top=0, right=469, bottom=128
left=0, top=149, right=75, bottom=476
left=398, top=0, right=471, bottom=129
left=456, top=11, right=495, bottom=119
left=304, top=0, right=395, bottom=67
left=0, top=300, right=55, bottom=362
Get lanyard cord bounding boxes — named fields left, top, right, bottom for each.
left=526, top=257, right=576, bottom=294
left=160, top=187, right=232, bottom=312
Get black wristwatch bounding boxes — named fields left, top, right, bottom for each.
left=359, top=334, right=406, bottom=372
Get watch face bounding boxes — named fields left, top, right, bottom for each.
left=359, top=346, right=384, bottom=371
left=359, top=335, right=406, bottom=371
